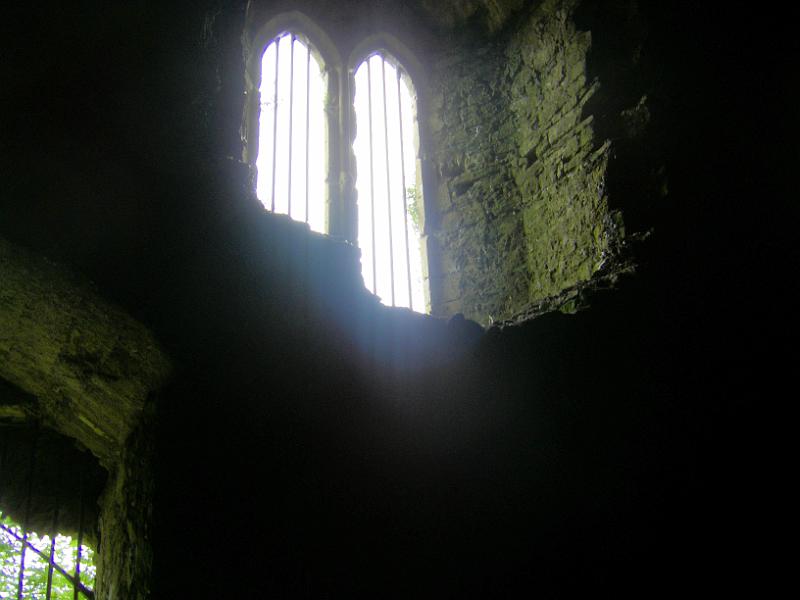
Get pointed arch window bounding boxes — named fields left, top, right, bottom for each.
left=353, top=53, right=426, bottom=312
left=253, top=32, right=327, bottom=233
left=244, top=15, right=432, bottom=314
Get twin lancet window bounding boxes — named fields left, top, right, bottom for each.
left=252, top=30, right=428, bottom=313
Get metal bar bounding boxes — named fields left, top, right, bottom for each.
left=0, top=524, right=94, bottom=599
left=0, top=439, right=7, bottom=591
left=270, top=37, right=280, bottom=212
left=16, top=527, right=28, bottom=596
left=287, top=35, right=295, bottom=218
left=305, top=43, right=311, bottom=223
left=45, top=506, right=59, bottom=600
left=366, top=58, right=377, bottom=294
left=381, top=58, right=395, bottom=306
left=397, top=66, right=412, bottom=310
left=396, top=67, right=413, bottom=311
left=0, top=435, right=8, bottom=508
left=18, top=429, right=38, bottom=600
left=74, top=473, right=84, bottom=600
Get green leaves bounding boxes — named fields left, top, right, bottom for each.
left=0, top=514, right=95, bottom=599
left=406, top=186, right=421, bottom=234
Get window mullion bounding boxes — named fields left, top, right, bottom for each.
left=72, top=473, right=84, bottom=600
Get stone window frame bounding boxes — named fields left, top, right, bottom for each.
left=242, top=11, right=437, bottom=312
left=243, top=11, right=343, bottom=236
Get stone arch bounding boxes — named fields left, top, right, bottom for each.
left=348, top=33, right=427, bottom=96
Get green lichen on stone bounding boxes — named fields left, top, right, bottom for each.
left=0, top=236, right=172, bottom=465
left=426, top=0, right=626, bottom=325
left=509, top=0, right=616, bottom=303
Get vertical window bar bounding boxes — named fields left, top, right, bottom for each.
left=366, top=59, right=377, bottom=294
left=287, top=35, right=295, bottom=218
left=0, top=439, right=6, bottom=595
left=73, top=473, right=84, bottom=600
left=305, top=44, right=311, bottom=223
left=46, top=447, right=60, bottom=600
left=270, top=38, right=280, bottom=213
left=0, top=435, right=7, bottom=509
left=45, top=505, right=59, bottom=600
left=396, top=67, right=413, bottom=311
left=18, top=430, right=37, bottom=600
left=381, top=58, right=396, bottom=306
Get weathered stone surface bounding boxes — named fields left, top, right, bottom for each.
left=426, top=0, right=626, bottom=325
left=509, top=0, right=621, bottom=303
left=95, top=412, right=154, bottom=600
left=0, top=237, right=171, bottom=465
left=418, top=0, right=529, bottom=33
left=0, top=425, right=106, bottom=543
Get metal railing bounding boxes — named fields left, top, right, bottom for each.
left=0, top=430, right=95, bottom=600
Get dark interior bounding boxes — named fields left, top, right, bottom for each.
left=1, top=1, right=792, bottom=597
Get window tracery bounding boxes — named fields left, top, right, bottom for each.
left=245, top=14, right=431, bottom=312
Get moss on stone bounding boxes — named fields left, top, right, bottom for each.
left=426, top=0, right=627, bottom=326
left=0, top=237, right=172, bottom=466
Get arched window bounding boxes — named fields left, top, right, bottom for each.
left=255, top=33, right=327, bottom=233
left=353, top=53, right=426, bottom=312
left=244, top=15, right=431, bottom=313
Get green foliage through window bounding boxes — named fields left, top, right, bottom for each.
left=0, top=513, right=95, bottom=599
left=406, top=185, right=421, bottom=235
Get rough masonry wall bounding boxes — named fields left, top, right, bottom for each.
left=508, top=0, right=621, bottom=305
left=0, top=236, right=168, bottom=598
left=0, top=237, right=172, bottom=467
left=428, top=0, right=623, bottom=325
left=428, top=40, right=529, bottom=324
left=95, top=411, right=155, bottom=600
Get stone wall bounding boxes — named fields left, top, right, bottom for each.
left=0, top=237, right=172, bottom=467
left=0, top=235, right=169, bottom=598
left=428, top=38, right=530, bottom=323
left=427, top=0, right=624, bottom=325
left=95, top=408, right=155, bottom=600
left=509, top=0, right=620, bottom=303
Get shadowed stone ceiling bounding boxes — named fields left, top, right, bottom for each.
left=418, top=0, right=529, bottom=33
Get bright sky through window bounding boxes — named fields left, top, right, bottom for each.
left=354, top=54, right=426, bottom=313
left=256, top=33, right=326, bottom=233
